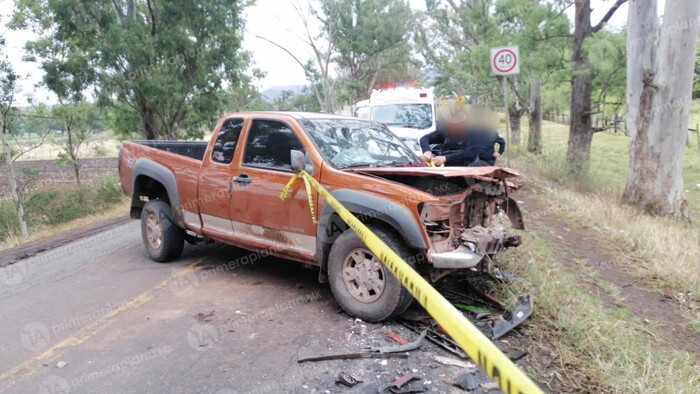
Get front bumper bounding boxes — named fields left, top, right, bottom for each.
left=429, top=226, right=522, bottom=270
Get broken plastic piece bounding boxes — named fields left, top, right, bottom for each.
left=492, top=294, right=533, bottom=340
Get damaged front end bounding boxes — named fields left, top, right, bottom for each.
left=417, top=175, right=524, bottom=281
left=349, top=166, right=525, bottom=281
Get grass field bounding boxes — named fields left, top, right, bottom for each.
left=505, top=102, right=700, bottom=219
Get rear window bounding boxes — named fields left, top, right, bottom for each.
left=211, top=118, right=244, bottom=164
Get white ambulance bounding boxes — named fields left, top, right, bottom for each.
left=357, top=87, right=437, bottom=155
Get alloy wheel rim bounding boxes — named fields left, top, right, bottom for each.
left=342, top=248, right=386, bottom=303
left=145, top=212, right=162, bottom=250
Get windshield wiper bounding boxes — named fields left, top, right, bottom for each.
left=336, top=162, right=380, bottom=169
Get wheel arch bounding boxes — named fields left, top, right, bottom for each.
left=315, top=189, right=427, bottom=282
left=130, top=158, right=185, bottom=227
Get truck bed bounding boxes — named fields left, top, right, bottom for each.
left=131, top=140, right=209, bottom=161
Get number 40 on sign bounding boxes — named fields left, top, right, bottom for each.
left=490, top=46, right=520, bottom=76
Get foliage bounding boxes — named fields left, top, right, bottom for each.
left=270, top=87, right=321, bottom=112
left=320, top=0, right=415, bottom=102
left=586, top=28, right=627, bottom=116
left=417, top=0, right=571, bottom=108
left=12, top=0, right=251, bottom=140
left=0, top=178, right=126, bottom=241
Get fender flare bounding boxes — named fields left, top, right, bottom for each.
left=131, top=158, right=185, bottom=227
left=315, top=189, right=427, bottom=268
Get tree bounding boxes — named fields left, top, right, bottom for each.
left=622, top=0, right=700, bottom=219
left=565, top=0, right=627, bottom=178
left=251, top=0, right=338, bottom=112
left=13, top=0, right=250, bottom=140
left=53, top=103, right=99, bottom=186
left=0, top=59, right=28, bottom=238
left=321, top=0, right=414, bottom=102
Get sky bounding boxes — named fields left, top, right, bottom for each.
left=0, top=0, right=665, bottom=106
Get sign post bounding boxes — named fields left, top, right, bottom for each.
left=491, top=46, right=520, bottom=163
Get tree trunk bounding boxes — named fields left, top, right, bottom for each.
left=566, top=0, right=594, bottom=178
left=528, top=80, right=543, bottom=154
left=142, top=109, right=157, bottom=140
left=508, top=105, right=522, bottom=145
left=1, top=128, right=29, bottom=238
left=73, top=164, right=81, bottom=187
left=622, top=0, right=699, bottom=219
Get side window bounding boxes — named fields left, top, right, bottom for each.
left=242, top=120, right=304, bottom=171
left=211, top=118, right=244, bottom=164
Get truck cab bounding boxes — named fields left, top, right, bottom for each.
left=360, top=87, right=437, bottom=155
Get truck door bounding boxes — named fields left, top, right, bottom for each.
left=228, top=119, right=317, bottom=259
left=196, top=118, right=246, bottom=236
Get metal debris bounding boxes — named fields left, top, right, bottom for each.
left=298, top=352, right=408, bottom=363
left=195, top=311, right=216, bottom=322
left=433, top=356, right=476, bottom=370
left=370, top=330, right=426, bottom=354
left=505, top=349, right=528, bottom=361
left=385, top=331, right=409, bottom=345
left=400, top=320, right=467, bottom=359
left=378, top=373, right=424, bottom=394
left=335, top=372, right=362, bottom=387
left=492, top=294, right=533, bottom=340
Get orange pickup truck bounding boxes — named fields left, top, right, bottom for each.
left=119, top=112, right=524, bottom=321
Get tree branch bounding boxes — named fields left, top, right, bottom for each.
left=593, top=0, right=628, bottom=33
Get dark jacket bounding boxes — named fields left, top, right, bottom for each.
left=419, top=126, right=506, bottom=165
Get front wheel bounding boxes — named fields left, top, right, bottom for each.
left=141, top=200, right=184, bottom=262
left=328, top=225, right=416, bottom=322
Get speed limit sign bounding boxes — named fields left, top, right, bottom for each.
left=490, top=46, right=520, bottom=75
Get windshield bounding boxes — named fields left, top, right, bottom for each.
left=370, top=104, right=433, bottom=129
left=300, top=118, right=419, bottom=168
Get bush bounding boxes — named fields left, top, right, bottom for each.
left=0, top=199, right=20, bottom=241
left=0, top=177, right=126, bottom=243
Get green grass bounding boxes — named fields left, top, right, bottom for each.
left=500, top=113, right=700, bottom=295
left=0, top=178, right=127, bottom=246
left=504, top=113, right=700, bottom=219
left=501, top=232, right=699, bottom=393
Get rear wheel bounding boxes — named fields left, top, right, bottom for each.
left=328, top=225, right=416, bottom=322
left=141, top=200, right=184, bottom=262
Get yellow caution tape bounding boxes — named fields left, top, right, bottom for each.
left=426, top=159, right=444, bottom=167
left=280, top=173, right=318, bottom=224
left=280, top=170, right=543, bottom=394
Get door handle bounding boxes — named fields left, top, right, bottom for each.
left=233, top=174, right=252, bottom=185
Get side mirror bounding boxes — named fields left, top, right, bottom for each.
left=290, top=150, right=306, bottom=172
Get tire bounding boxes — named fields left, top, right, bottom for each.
left=328, top=225, right=416, bottom=322
left=141, top=200, right=184, bottom=263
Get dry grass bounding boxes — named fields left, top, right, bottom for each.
left=502, top=232, right=700, bottom=394
left=0, top=199, right=129, bottom=251
left=500, top=114, right=700, bottom=296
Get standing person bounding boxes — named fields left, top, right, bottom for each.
left=419, top=104, right=506, bottom=167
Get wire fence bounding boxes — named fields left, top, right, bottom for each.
left=543, top=111, right=700, bottom=149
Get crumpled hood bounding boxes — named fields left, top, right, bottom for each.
left=348, top=166, right=520, bottom=182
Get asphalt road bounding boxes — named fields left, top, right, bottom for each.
left=0, top=221, right=483, bottom=394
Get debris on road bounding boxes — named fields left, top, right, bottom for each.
left=492, top=294, right=533, bottom=340
left=400, top=320, right=468, bottom=358
left=298, top=352, right=408, bottom=363
left=385, top=331, right=409, bottom=345
left=335, top=372, right=362, bottom=387
left=370, top=330, right=426, bottom=353
left=195, top=311, right=216, bottom=322
left=450, top=372, right=479, bottom=391
left=379, top=373, right=424, bottom=393
left=56, top=361, right=68, bottom=369
left=433, top=356, right=476, bottom=370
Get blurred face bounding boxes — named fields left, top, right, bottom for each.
left=444, top=119, right=467, bottom=138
